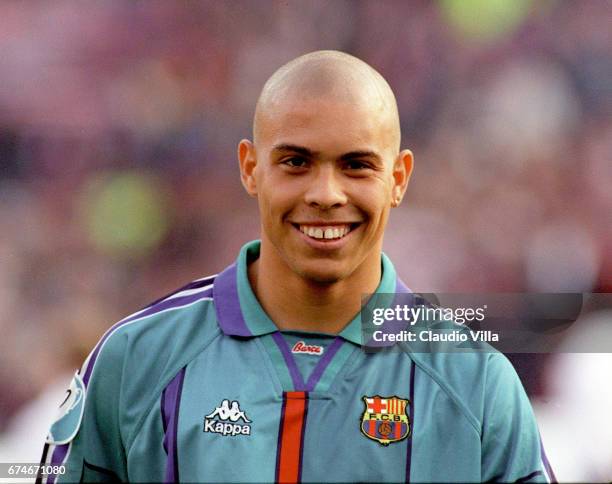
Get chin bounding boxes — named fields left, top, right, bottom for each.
left=304, top=273, right=342, bottom=285
left=294, top=263, right=348, bottom=286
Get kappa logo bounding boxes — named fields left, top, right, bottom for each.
left=360, top=395, right=410, bottom=446
left=203, top=399, right=252, bottom=437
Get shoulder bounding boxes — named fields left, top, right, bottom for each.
left=80, top=274, right=222, bottom=440
left=91, top=274, right=219, bottom=365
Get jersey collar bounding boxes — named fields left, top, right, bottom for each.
left=212, top=240, right=408, bottom=346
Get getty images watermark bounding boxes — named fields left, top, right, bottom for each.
left=360, top=293, right=612, bottom=353
left=370, top=302, right=494, bottom=344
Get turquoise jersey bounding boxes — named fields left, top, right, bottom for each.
left=40, top=240, right=555, bottom=483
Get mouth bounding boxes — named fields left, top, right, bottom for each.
left=291, top=223, right=361, bottom=242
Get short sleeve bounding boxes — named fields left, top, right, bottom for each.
left=38, top=329, right=128, bottom=483
left=481, top=354, right=555, bottom=483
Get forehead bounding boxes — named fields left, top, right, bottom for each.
left=258, top=97, right=396, bottom=156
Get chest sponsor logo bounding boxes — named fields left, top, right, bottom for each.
left=291, top=340, right=324, bottom=355
left=360, top=395, right=410, bottom=446
left=203, top=399, right=252, bottom=437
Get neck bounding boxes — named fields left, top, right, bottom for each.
left=248, top=241, right=382, bottom=334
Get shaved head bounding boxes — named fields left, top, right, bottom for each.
left=254, top=50, right=401, bottom=152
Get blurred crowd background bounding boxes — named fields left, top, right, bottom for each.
left=0, top=0, right=610, bottom=480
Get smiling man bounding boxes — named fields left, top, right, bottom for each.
left=39, top=51, right=554, bottom=483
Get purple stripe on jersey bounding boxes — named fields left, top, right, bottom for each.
left=405, top=360, right=416, bottom=483
left=396, top=277, right=412, bottom=294
left=274, top=394, right=288, bottom=483
left=146, top=275, right=216, bottom=309
left=212, top=263, right=252, bottom=337
left=540, top=437, right=557, bottom=483
left=82, top=287, right=212, bottom=387
left=304, top=337, right=344, bottom=391
left=297, top=394, right=309, bottom=483
left=163, top=367, right=186, bottom=484
left=272, top=332, right=306, bottom=390
left=47, top=443, right=69, bottom=484
left=121, top=291, right=214, bottom=326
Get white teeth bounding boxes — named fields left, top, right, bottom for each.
left=298, top=224, right=352, bottom=240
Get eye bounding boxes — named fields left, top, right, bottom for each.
left=344, top=160, right=370, bottom=170
left=281, top=157, right=308, bottom=168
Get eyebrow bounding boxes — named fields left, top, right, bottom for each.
left=271, top=143, right=383, bottom=164
left=272, top=144, right=318, bottom=158
left=340, top=150, right=383, bottom=165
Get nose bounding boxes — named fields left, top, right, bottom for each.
left=304, top=164, right=348, bottom=209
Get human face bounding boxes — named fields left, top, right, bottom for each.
left=240, top=97, right=411, bottom=285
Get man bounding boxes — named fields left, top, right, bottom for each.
left=39, top=51, right=554, bottom=483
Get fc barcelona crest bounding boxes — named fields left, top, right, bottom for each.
left=360, top=395, right=410, bottom=446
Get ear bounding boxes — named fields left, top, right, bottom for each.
left=390, top=149, right=414, bottom=208
left=238, top=139, right=258, bottom=197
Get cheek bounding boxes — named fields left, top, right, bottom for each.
left=352, top=182, right=392, bottom=218
left=257, top=185, right=294, bottom=227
